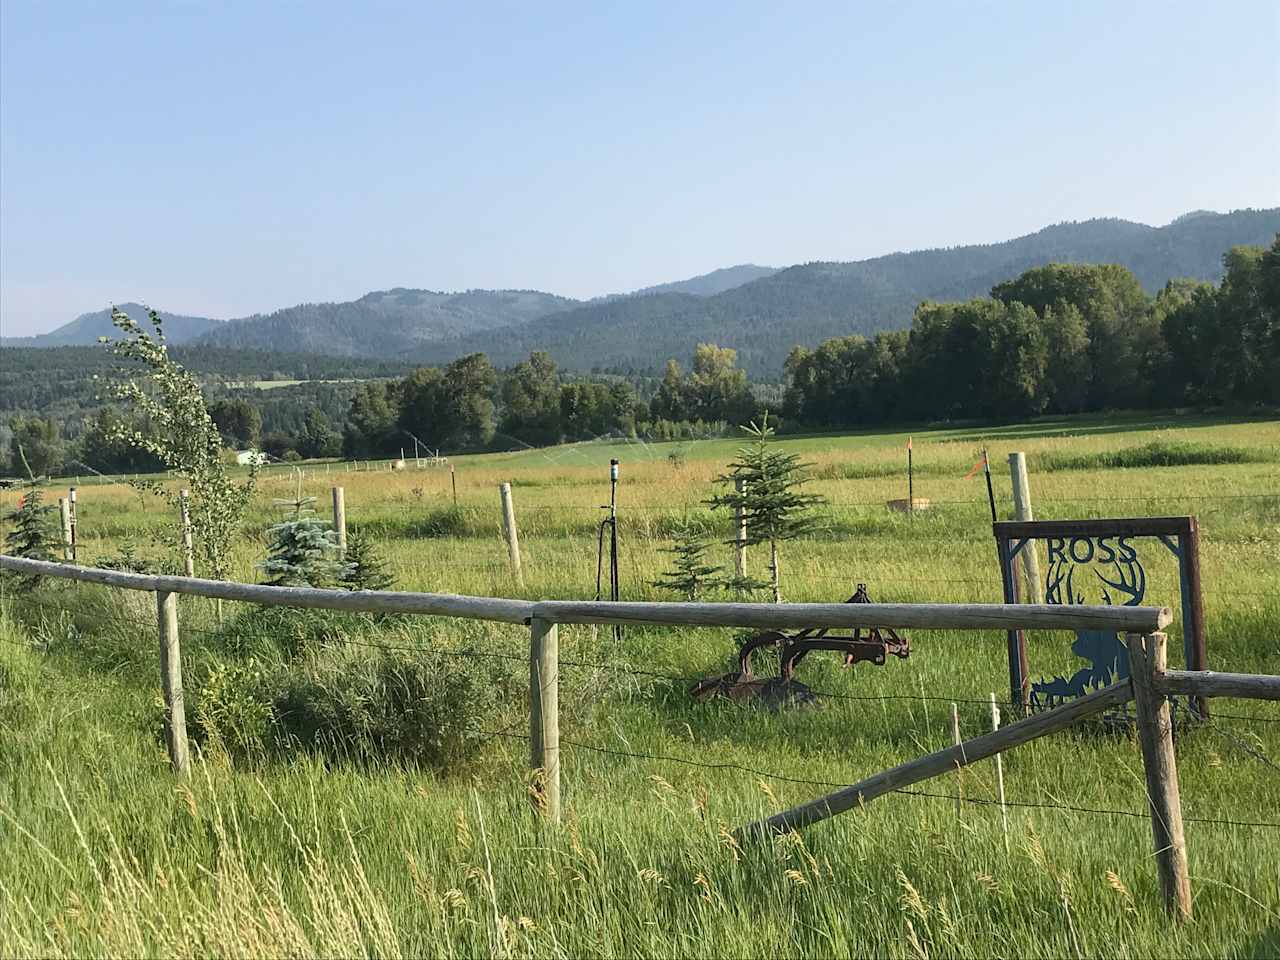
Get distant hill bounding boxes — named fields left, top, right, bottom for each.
left=1, top=303, right=222, bottom=347
left=197, top=288, right=580, bottom=357
left=4, top=264, right=777, bottom=353
left=6, top=209, right=1276, bottom=372
left=410, top=208, right=1280, bottom=375
left=629, top=264, right=778, bottom=297
left=198, top=270, right=780, bottom=356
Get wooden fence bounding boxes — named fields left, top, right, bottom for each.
left=3, top=553, right=1276, bottom=923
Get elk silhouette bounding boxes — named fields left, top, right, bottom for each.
left=1031, top=553, right=1145, bottom=710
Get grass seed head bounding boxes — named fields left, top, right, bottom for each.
left=1105, top=870, right=1137, bottom=914
left=896, top=868, right=930, bottom=922
left=756, top=778, right=779, bottom=805
left=716, top=825, right=743, bottom=862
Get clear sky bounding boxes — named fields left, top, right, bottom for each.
left=1, top=0, right=1277, bottom=336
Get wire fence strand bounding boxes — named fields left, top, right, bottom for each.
left=5, top=585, right=1279, bottom=835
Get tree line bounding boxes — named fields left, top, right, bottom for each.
left=783, top=241, right=1279, bottom=426
left=338, top=342, right=759, bottom=458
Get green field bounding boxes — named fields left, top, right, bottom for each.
left=3, top=412, right=1279, bottom=957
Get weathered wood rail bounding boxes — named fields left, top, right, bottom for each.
left=1156, top=669, right=1280, bottom=701
left=736, top=679, right=1135, bottom=837
left=0, top=555, right=535, bottom=623
left=6, top=553, right=1276, bottom=923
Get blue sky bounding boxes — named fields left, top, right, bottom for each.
left=2, top=0, right=1277, bottom=336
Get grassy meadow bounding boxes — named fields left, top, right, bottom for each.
left=3, top=411, right=1279, bottom=957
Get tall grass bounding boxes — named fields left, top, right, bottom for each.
left=1037, top=439, right=1269, bottom=472
left=2, top=411, right=1279, bottom=957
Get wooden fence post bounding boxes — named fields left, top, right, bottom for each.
left=950, top=702, right=963, bottom=817
left=990, top=693, right=1009, bottom=849
left=156, top=590, right=191, bottom=778
left=332, top=486, right=347, bottom=555
left=500, top=482, right=523, bottom=588
left=1007, top=453, right=1043, bottom=603
left=1178, top=519, right=1209, bottom=718
left=734, top=478, right=747, bottom=580
left=1126, top=632, right=1191, bottom=921
left=178, top=488, right=195, bottom=577
left=529, top=616, right=560, bottom=824
left=451, top=464, right=458, bottom=507
left=58, top=498, right=73, bottom=561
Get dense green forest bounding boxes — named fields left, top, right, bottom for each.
left=783, top=241, right=1279, bottom=425
left=0, top=346, right=415, bottom=471
left=3, top=238, right=1276, bottom=478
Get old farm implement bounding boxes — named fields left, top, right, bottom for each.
left=690, top=584, right=910, bottom=707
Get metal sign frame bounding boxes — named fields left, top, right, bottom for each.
left=993, top=516, right=1208, bottom=716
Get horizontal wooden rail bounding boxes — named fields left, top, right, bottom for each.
left=531, top=600, right=1171, bottom=633
left=1156, top=669, right=1280, bottom=702
left=2, top=555, right=1172, bottom=633
left=735, top=679, right=1134, bottom=838
left=0, top=555, right=534, bottom=625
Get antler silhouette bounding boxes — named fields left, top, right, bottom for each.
left=1045, top=561, right=1087, bottom=605
left=1096, top=558, right=1146, bottom=606
left=1045, top=560, right=1070, bottom=605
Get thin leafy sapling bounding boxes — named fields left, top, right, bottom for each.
left=706, top=413, right=825, bottom=603
left=99, top=307, right=256, bottom=581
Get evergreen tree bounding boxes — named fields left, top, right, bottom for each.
left=340, top=531, right=394, bottom=592
left=3, top=486, right=59, bottom=587
left=259, top=481, right=350, bottom=587
left=651, top=523, right=726, bottom=600
left=706, top=413, right=825, bottom=603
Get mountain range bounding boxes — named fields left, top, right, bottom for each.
left=4, top=209, right=1276, bottom=375
left=2, top=304, right=225, bottom=347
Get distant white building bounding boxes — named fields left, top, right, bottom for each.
left=235, top=449, right=268, bottom=466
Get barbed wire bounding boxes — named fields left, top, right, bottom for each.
left=6, top=594, right=1278, bottom=834
left=1211, top=711, right=1280, bottom=724
left=1, top=593, right=1033, bottom=709
left=1185, top=706, right=1280, bottom=773
left=31, top=544, right=1278, bottom=600
left=483, top=728, right=1280, bottom=830
left=450, top=491, right=1280, bottom=510
left=18, top=598, right=1156, bottom=713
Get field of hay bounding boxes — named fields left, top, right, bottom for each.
left=3, top=411, right=1279, bottom=958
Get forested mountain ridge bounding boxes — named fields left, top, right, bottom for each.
left=1, top=302, right=223, bottom=346
left=627, top=264, right=779, bottom=297
left=198, top=288, right=579, bottom=356
left=5, top=265, right=775, bottom=352
left=4, top=209, right=1275, bottom=369
left=410, top=209, right=1280, bottom=375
